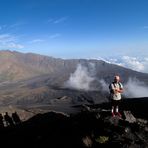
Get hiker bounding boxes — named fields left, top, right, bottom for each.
left=12, top=112, right=21, bottom=125
left=0, top=113, right=4, bottom=128
left=4, top=112, right=14, bottom=126
left=109, top=75, right=123, bottom=117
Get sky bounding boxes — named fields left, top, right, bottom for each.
left=0, top=0, right=148, bottom=72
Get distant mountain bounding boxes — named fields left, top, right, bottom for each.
left=0, top=50, right=148, bottom=106
left=0, top=50, right=148, bottom=84
left=0, top=50, right=67, bottom=82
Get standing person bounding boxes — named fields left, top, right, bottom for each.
left=0, top=113, right=4, bottom=128
left=109, top=75, right=123, bottom=117
left=12, top=112, right=21, bottom=125
left=4, top=112, right=14, bottom=126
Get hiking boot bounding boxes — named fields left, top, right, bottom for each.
left=116, top=112, right=122, bottom=117
left=112, top=112, right=115, bottom=117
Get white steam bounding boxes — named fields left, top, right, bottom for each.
left=99, top=77, right=148, bottom=98
left=64, top=63, right=148, bottom=98
left=64, top=64, right=95, bottom=91
left=99, top=79, right=109, bottom=92
left=124, top=78, right=148, bottom=98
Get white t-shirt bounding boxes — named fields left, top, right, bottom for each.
left=110, top=82, right=123, bottom=100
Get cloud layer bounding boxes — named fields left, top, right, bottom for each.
left=99, top=56, right=148, bottom=73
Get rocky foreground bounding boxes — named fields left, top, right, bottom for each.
left=0, top=100, right=148, bottom=148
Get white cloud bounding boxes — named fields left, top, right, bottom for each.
left=99, top=56, right=148, bottom=73
left=47, top=17, right=68, bottom=24
left=97, top=57, right=123, bottom=66
left=54, top=17, right=68, bottom=24
left=0, top=34, right=16, bottom=43
left=8, top=22, right=27, bottom=31
left=10, top=22, right=24, bottom=28
left=0, top=23, right=26, bottom=49
left=49, top=33, right=61, bottom=39
left=30, top=39, right=44, bottom=43
left=121, top=56, right=145, bottom=71
left=0, top=33, right=24, bottom=49
left=7, top=43, right=24, bottom=49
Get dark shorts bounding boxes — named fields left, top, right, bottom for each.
left=111, top=100, right=121, bottom=107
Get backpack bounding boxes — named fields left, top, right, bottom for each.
left=109, top=82, right=122, bottom=94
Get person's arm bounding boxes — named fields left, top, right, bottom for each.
left=115, top=83, right=123, bottom=93
left=115, top=88, right=123, bottom=93
left=111, top=83, right=117, bottom=94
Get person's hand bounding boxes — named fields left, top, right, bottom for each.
left=113, top=89, right=118, bottom=94
left=115, top=88, right=119, bottom=92
left=115, top=88, right=123, bottom=93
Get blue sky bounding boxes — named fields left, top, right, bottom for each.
left=0, top=0, right=148, bottom=61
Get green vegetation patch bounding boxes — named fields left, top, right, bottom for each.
left=95, top=136, right=109, bottom=144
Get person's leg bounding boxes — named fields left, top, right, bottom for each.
left=115, top=105, right=119, bottom=113
left=111, top=100, right=115, bottom=117
left=115, top=100, right=122, bottom=117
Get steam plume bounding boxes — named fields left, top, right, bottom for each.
left=64, top=64, right=95, bottom=91
left=99, top=77, right=148, bottom=98
left=124, top=78, right=148, bottom=98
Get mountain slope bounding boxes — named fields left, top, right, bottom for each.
left=1, top=50, right=148, bottom=84
left=0, top=50, right=148, bottom=106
